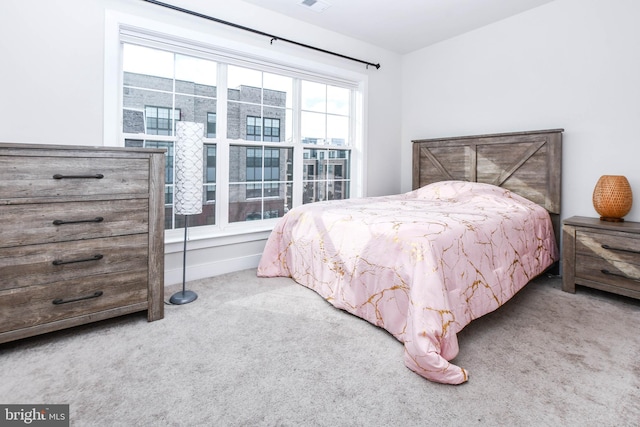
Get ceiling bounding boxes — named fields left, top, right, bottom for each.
left=238, top=0, right=555, bottom=54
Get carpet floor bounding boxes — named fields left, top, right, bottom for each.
left=1, top=269, right=639, bottom=426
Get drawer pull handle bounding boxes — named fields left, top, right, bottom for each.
left=52, top=254, right=104, bottom=266
left=601, top=269, right=640, bottom=282
left=601, top=244, right=640, bottom=255
left=52, top=217, right=104, bottom=226
left=53, top=174, right=104, bottom=180
left=52, top=291, right=104, bottom=305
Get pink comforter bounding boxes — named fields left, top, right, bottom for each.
left=257, top=181, right=558, bottom=384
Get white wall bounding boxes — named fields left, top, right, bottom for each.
left=401, top=0, right=640, bottom=223
left=0, top=0, right=402, bottom=284
left=9, top=0, right=633, bottom=283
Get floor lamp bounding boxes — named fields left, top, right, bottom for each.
left=170, top=121, right=204, bottom=305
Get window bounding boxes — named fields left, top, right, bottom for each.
left=203, top=144, right=217, bottom=225
left=246, top=147, right=280, bottom=199
left=245, top=116, right=280, bottom=142
left=230, top=145, right=292, bottom=222
left=264, top=118, right=280, bottom=142
left=122, top=43, right=217, bottom=229
left=246, top=117, right=261, bottom=141
left=303, top=149, right=350, bottom=203
left=117, top=27, right=362, bottom=235
left=246, top=147, right=262, bottom=198
left=207, top=113, right=216, bottom=138
left=145, top=106, right=180, bottom=135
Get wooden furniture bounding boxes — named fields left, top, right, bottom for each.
left=0, top=142, right=165, bottom=344
left=562, top=216, right=640, bottom=299
left=412, top=128, right=563, bottom=255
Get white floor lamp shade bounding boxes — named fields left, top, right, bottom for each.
left=171, top=121, right=204, bottom=305
left=175, top=122, right=204, bottom=216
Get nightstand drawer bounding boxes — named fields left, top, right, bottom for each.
left=575, top=230, right=640, bottom=264
left=0, top=156, right=149, bottom=199
left=575, top=253, right=640, bottom=288
left=0, top=199, right=149, bottom=248
left=0, top=270, right=148, bottom=334
left=0, top=234, right=149, bottom=291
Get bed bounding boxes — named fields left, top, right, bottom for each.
left=257, top=129, right=563, bottom=384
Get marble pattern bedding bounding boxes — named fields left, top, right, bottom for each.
left=257, top=181, right=558, bottom=384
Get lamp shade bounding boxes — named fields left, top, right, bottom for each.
left=592, top=175, right=633, bottom=222
left=175, top=121, right=204, bottom=216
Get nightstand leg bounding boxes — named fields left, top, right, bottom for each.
left=562, top=225, right=576, bottom=293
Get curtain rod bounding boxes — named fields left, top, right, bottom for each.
left=141, top=0, right=381, bottom=70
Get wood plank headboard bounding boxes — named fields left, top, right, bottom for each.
left=412, top=129, right=563, bottom=247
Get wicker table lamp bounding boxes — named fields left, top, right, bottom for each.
left=592, top=175, right=633, bottom=222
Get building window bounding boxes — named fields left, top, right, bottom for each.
left=145, top=106, right=180, bottom=135
left=246, top=117, right=261, bottom=141
left=263, top=118, right=280, bottom=142
left=246, top=147, right=280, bottom=200
left=119, top=35, right=360, bottom=234
left=207, top=113, right=216, bottom=138
left=303, top=148, right=350, bottom=203
left=246, top=147, right=262, bottom=198
left=245, top=117, right=281, bottom=142
left=205, top=145, right=216, bottom=202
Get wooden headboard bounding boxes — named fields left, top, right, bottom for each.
left=412, top=129, right=563, bottom=247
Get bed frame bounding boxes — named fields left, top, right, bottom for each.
left=412, top=129, right=563, bottom=252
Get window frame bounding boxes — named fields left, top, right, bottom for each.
left=104, top=11, right=367, bottom=244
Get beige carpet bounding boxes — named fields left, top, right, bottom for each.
left=1, top=269, right=639, bottom=426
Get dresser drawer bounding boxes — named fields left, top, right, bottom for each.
left=0, top=199, right=149, bottom=248
left=0, top=156, right=150, bottom=199
left=0, top=234, right=149, bottom=291
left=0, top=270, right=148, bottom=334
left=575, top=230, right=640, bottom=264
left=575, top=253, right=640, bottom=290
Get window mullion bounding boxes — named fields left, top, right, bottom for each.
left=291, top=78, right=303, bottom=207
left=260, top=79, right=265, bottom=216
left=216, top=63, right=230, bottom=228
left=352, top=84, right=363, bottom=198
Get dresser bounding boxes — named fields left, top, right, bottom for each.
left=562, top=216, right=640, bottom=299
left=0, top=142, right=165, bottom=344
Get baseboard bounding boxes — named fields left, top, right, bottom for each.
left=164, top=253, right=263, bottom=286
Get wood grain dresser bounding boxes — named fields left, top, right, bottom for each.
left=0, top=142, right=165, bottom=344
left=562, top=215, right=640, bottom=300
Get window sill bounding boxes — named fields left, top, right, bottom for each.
left=164, top=221, right=276, bottom=254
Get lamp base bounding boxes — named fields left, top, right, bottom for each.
left=600, top=216, right=625, bottom=222
left=169, top=290, right=198, bottom=305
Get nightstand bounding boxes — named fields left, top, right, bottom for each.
left=562, top=216, right=640, bottom=299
